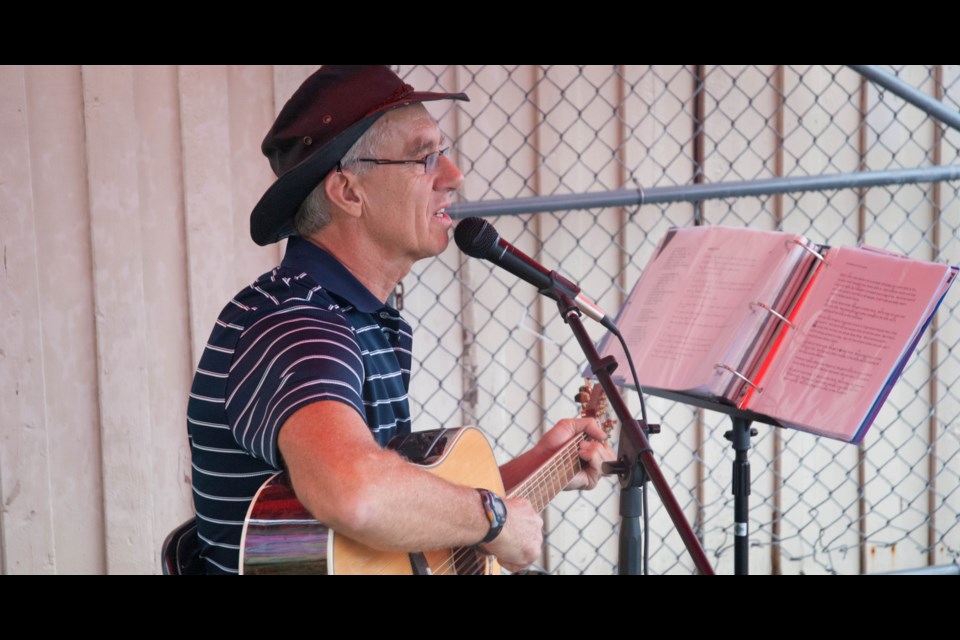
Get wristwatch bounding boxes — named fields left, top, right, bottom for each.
left=477, top=488, right=508, bottom=544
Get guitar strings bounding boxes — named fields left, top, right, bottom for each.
left=430, top=434, right=586, bottom=575
left=511, top=434, right=584, bottom=511
left=435, top=432, right=588, bottom=575
left=432, top=384, right=607, bottom=574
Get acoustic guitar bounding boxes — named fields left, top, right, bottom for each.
left=239, top=382, right=611, bottom=575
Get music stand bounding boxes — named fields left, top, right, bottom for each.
left=638, top=387, right=784, bottom=575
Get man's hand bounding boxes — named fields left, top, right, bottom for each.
left=487, top=417, right=615, bottom=571
left=483, top=496, right=543, bottom=572
left=535, top=417, right=617, bottom=491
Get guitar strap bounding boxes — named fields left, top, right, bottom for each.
left=408, top=552, right=431, bottom=575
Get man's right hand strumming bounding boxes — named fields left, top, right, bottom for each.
left=482, top=496, right=543, bottom=572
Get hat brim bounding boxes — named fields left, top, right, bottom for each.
left=250, top=91, right=468, bottom=246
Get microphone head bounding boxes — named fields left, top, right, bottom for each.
left=454, top=217, right=500, bottom=259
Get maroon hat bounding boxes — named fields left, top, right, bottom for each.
left=249, top=65, right=469, bottom=246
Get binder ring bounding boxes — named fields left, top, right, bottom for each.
left=792, top=239, right=826, bottom=263
left=715, top=363, right=762, bottom=392
left=750, top=301, right=796, bottom=329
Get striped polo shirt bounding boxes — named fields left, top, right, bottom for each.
left=187, top=237, right=413, bottom=574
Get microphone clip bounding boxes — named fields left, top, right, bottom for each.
left=539, top=270, right=581, bottom=305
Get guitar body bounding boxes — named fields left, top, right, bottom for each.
left=240, top=427, right=505, bottom=575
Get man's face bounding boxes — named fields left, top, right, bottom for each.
left=350, top=104, right=464, bottom=268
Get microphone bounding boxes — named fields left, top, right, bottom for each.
left=454, top=217, right=616, bottom=331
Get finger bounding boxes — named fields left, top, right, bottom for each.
left=544, top=418, right=576, bottom=443
left=574, top=416, right=606, bottom=441
left=578, top=465, right=601, bottom=490
left=578, top=439, right=609, bottom=465
left=596, top=441, right=617, bottom=462
left=578, top=441, right=614, bottom=488
left=572, top=449, right=596, bottom=486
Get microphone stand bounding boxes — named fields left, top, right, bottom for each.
left=552, top=287, right=714, bottom=576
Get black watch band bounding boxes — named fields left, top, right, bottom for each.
left=477, top=488, right=508, bottom=544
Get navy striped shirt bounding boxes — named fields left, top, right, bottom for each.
left=187, top=237, right=412, bottom=574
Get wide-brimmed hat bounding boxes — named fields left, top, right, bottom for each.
left=250, top=65, right=469, bottom=246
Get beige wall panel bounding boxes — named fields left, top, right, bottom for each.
left=182, top=64, right=295, bottom=367
left=444, top=66, right=542, bottom=460
left=0, top=65, right=56, bottom=574
left=472, top=66, right=542, bottom=458
left=273, top=65, right=317, bottom=115
left=934, top=64, right=960, bottom=566
left=863, top=65, right=936, bottom=574
left=781, top=65, right=861, bottom=243
left=776, top=65, right=862, bottom=575
left=623, top=63, right=699, bottom=273
left=463, top=216, right=543, bottom=453
left=26, top=65, right=105, bottom=574
left=82, top=65, right=155, bottom=573
left=620, top=66, right=704, bottom=574
left=227, top=65, right=283, bottom=284
left=534, top=66, right=623, bottom=573
left=456, top=65, right=538, bottom=202
left=698, top=64, right=776, bottom=575
left=180, top=66, right=238, bottom=366
left=131, top=66, right=195, bottom=564
left=403, top=65, right=467, bottom=433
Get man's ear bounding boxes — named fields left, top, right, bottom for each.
left=324, top=169, right=364, bottom=219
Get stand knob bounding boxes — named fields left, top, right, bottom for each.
left=602, top=459, right=629, bottom=476
left=723, top=427, right=757, bottom=441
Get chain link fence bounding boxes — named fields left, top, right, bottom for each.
left=395, top=65, right=960, bottom=574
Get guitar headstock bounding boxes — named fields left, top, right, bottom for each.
left=575, top=378, right=615, bottom=442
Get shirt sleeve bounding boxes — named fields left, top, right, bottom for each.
left=224, top=305, right=366, bottom=468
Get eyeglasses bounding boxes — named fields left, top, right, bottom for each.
left=352, top=147, right=450, bottom=174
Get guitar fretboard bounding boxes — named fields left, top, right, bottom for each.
left=507, top=434, right=585, bottom=512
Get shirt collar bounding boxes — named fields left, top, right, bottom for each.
left=281, top=236, right=386, bottom=314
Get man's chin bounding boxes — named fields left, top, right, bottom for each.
left=421, top=235, right=451, bottom=260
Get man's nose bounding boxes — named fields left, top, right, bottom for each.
left=436, top=152, right=464, bottom=191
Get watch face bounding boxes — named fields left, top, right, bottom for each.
left=489, top=494, right=507, bottom=525
left=479, top=489, right=507, bottom=543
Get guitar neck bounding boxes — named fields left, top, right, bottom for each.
left=506, top=434, right=584, bottom=512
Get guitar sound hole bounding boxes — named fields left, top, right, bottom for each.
left=389, top=430, right=449, bottom=464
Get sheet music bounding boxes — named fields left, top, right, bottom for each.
left=602, top=226, right=819, bottom=399
left=748, top=246, right=955, bottom=441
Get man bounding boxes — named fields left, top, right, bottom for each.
left=188, top=65, right=612, bottom=574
